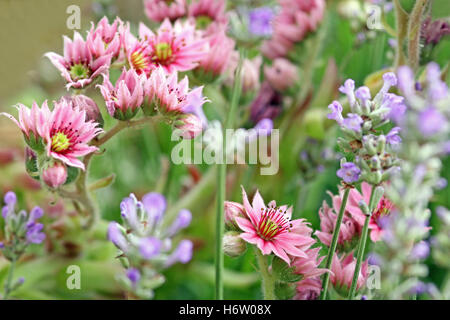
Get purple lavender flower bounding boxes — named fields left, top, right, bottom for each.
left=410, top=241, right=430, bottom=260
left=165, top=240, right=193, bottom=267
left=388, top=38, right=397, bottom=48
left=181, top=88, right=209, bottom=128
left=327, top=101, right=344, bottom=124
left=126, top=268, right=141, bottom=285
left=418, top=107, right=447, bottom=137
left=254, top=118, right=273, bottom=136
left=167, top=209, right=192, bottom=237
left=248, top=7, right=274, bottom=37
left=355, top=86, right=371, bottom=105
left=436, top=178, right=447, bottom=190
left=380, top=72, right=397, bottom=93
left=337, top=162, right=361, bottom=183
left=339, top=79, right=356, bottom=108
left=367, top=253, right=382, bottom=266
left=139, top=237, right=162, bottom=259
left=427, top=62, right=449, bottom=101
left=342, top=113, right=363, bottom=133
left=107, top=222, right=129, bottom=252
left=383, top=93, right=407, bottom=124
left=2, top=191, right=17, bottom=219
left=26, top=223, right=46, bottom=244
left=397, top=66, right=416, bottom=97
left=142, top=192, right=167, bottom=224
left=120, top=195, right=141, bottom=231
left=386, top=127, right=402, bottom=146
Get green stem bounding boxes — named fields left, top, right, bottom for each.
left=393, top=0, right=410, bottom=68
left=348, top=185, right=377, bottom=299
left=320, top=187, right=351, bottom=300
left=214, top=51, right=245, bottom=300
left=255, top=249, right=276, bottom=300
left=3, top=257, right=16, bottom=300
left=407, top=0, right=428, bottom=70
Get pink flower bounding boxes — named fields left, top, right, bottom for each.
left=264, top=58, right=298, bottom=91
left=98, top=68, right=146, bottom=120
left=42, top=161, right=68, bottom=189
left=292, top=247, right=328, bottom=279
left=126, top=20, right=208, bottom=75
left=294, top=278, right=322, bottom=300
left=234, top=187, right=315, bottom=264
left=188, top=0, right=228, bottom=27
left=2, top=100, right=102, bottom=170
left=1, top=101, right=51, bottom=150
left=226, top=55, right=262, bottom=93
left=45, top=32, right=112, bottom=89
left=315, top=196, right=361, bottom=249
left=123, top=24, right=154, bottom=76
left=197, top=26, right=235, bottom=77
left=86, top=16, right=122, bottom=60
left=330, top=252, right=368, bottom=292
left=45, top=99, right=103, bottom=169
left=144, top=67, right=207, bottom=114
left=175, top=113, right=203, bottom=139
left=144, top=0, right=187, bottom=22
left=346, top=182, right=395, bottom=242
left=262, top=0, right=325, bottom=59
left=224, top=201, right=246, bottom=230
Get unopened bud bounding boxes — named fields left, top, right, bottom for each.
left=62, top=95, right=104, bottom=127
left=224, top=201, right=245, bottom=230
left=223, top=231, right=246, bottom=258
left=175, top=114, right=203, bottom=139
left=42, top=161, right=68, bottom=189
left=370, top=186, right=385, bottom=212
left=358, top=200, right=370, bottom=216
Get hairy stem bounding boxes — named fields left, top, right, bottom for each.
left=320, top=187, right=350, bottom=300
left=3, top=257, right=16, bottom=300
left=393, top=0, right=410, bottom=68
left=407, top=0, right=429, bottom=70
left=255, top=249, right=276, bottom=300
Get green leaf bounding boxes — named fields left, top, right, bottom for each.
left=271, top=256, right=302, bottom=283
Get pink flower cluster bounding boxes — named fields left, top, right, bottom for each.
left=225, top=187, right=328, bottom=299
left=313, top=182, right=395, bottom=295
left=262, top=0, right=325, bottom=59
left=1, top=98, right=103, bottom=171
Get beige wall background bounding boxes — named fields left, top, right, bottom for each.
left=0, top=0, right=146, bottom=107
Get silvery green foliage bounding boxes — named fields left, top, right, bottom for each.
left=374, top=63, right=450, bottom=299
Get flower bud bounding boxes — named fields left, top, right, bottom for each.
left=42, top=161, right=68, bottom=189
left=223, top=231, right=247, bottom=258
left=175, top=114, right=203, bottom=139
left=264, top=58, right=298, bottom=92
left=224, top=201, right=245, bottom=230
left=62, top=95, right=104, bottom=127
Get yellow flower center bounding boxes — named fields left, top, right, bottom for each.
left=51, top=132, right=70, bottom=152
left=131, top=50, right=148, bottom=71
left=154, top=42, right=172, bottom=62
